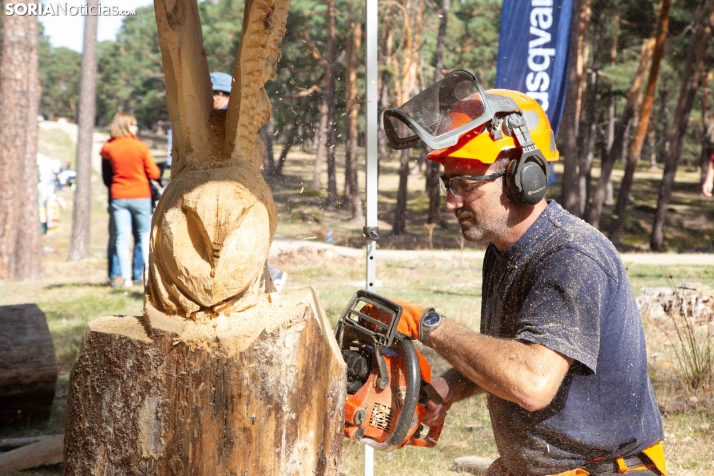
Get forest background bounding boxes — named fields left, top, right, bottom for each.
left=30, top=0, right=714, bottom=252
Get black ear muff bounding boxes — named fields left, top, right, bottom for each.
left=505, top=153, right=548, bottom=206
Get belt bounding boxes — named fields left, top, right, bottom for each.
left=501, top=442, right=666, bottom=476
left=586, top=453, right=655, bottom=474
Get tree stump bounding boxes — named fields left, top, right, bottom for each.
left=63, top=0, right=346, bottom=474
left=0, top=303, right=57, bottom=426
left=64, top=290, right=343, bottom=474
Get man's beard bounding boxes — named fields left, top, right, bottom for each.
left=455, top=209, right=489, bottom=242
left=454, top=205, right=508, bottom=243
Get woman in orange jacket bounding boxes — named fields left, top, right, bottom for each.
left=101, top=113, right=160, bottom=286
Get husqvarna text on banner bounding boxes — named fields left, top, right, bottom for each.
left=495, top=0, right=573, bottom=136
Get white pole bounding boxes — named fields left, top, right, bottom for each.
left=364, top=0, right=378, bottom=310
left=364, top=0, right=379, bottom=473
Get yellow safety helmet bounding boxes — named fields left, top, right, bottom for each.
left=382, top=70, right=558, bottom=205
left=425, top=88, right=558, bottom=164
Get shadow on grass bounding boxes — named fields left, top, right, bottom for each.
left=45, top=282, right=114, bottom=290
left=44, top=283, right=145, bottom=301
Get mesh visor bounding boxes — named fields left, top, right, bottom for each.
left=383, top=70, right=493, bottom=150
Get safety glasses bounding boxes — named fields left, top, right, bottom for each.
left=439, top=170, right=506, bottom=196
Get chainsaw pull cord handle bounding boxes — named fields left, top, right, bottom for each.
left=387, top=337, right=421, bottom=448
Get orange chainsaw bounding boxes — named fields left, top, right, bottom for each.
left=335, top=290, right=444, bottom=451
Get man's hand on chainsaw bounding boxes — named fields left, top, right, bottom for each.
left=361, top=298, right=427, bottom=340
left=422, top=376, right=451, bottom=428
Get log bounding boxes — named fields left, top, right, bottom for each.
left=637, top=283, right=714, bottom=324
left=0, top=303, right=57, bottom=426
left=0, top=435, right=61, bottom=452
left=64, top=289, right=344, bottom=474
left=0, top=434, right=64, bottom=475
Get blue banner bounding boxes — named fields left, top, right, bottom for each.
left=496, top=0, right=573, bottom=136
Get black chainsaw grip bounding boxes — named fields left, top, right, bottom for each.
left=388, top=338, right=421, bottom=447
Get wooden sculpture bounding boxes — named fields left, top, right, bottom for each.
left=62, top=1, right=346, bottom=474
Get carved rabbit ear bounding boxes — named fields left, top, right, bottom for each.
left=154, top=0, right=214, bottom=177
left=223, top=0, right=290, bottom=167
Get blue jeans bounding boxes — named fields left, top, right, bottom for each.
left=108, top=208, right=144, bottom=281
left=111, top=198, right=152, bottom=281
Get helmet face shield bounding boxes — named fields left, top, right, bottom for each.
left=383, top=70, right=494, bottom=150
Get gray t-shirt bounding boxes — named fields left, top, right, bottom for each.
left=481, top=201, right=663, bottom=475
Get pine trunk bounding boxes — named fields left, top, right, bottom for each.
left=425, top=0, right=450, bottom=226
left=651, top=0, right=714, bottom=251
left=560, top=0, right=584, bottom=214
left=603, top=15, right=619, bottom=206
left=587, top=37, right=655, bottom=227
left=699, top=71, right=713, bottom=181
left=425, top=158, right=441, bottom=226
left=649, top=129, right=658, bottom=170
left=276, top=123, right=299, bottom=176
left=393, top=149, right=411, bottom=235
left=12, top=5, right=42, bottom=280
left=574, top=0, right=592, bottom=143
left=609, top=0, right=671, bottom=244
left=344, top=16, right=363, bottom=221
left=0, top=0, right=40, bottom=280
left=68, top=0, right=99, bottom=261
left=379, top=12, right=395, bottom=163
left=261, top=117, right=276, bottom=175
left=324, top=0, right=338, bottom=209
left=312, top=96, right=328, bottom=190
left=393, top=0, right=423, bottom=235
left=578, top=8, right=601, bottom=218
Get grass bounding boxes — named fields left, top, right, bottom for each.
left=2, top=128, right=714, bottom=474
left=37, top=127, right=76, bottom=166
left=667, top=304, right=714, bottom=394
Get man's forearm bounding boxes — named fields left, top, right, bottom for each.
left=439, top=367, right=484, bottom=405
left=428, top=318, right=571, bottom=412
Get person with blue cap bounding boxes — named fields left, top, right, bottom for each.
left=165, top=72, right=233, bottom=173
left=210, top=72, right=232, bottom=110
left=168, top=71, right=288, bottom=291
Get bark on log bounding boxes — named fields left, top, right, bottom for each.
left=0, top=304, right=57, bottom=426
left=64, top=289, right=344, bottom=475
left=0, top=434, right=64, bottom=475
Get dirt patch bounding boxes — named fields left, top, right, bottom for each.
left=272, top=245, right=362, bottom=269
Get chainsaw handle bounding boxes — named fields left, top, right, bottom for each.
left=387, top=338, right=421, bottom=448
left=408, top=422, right=444, bottom=448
